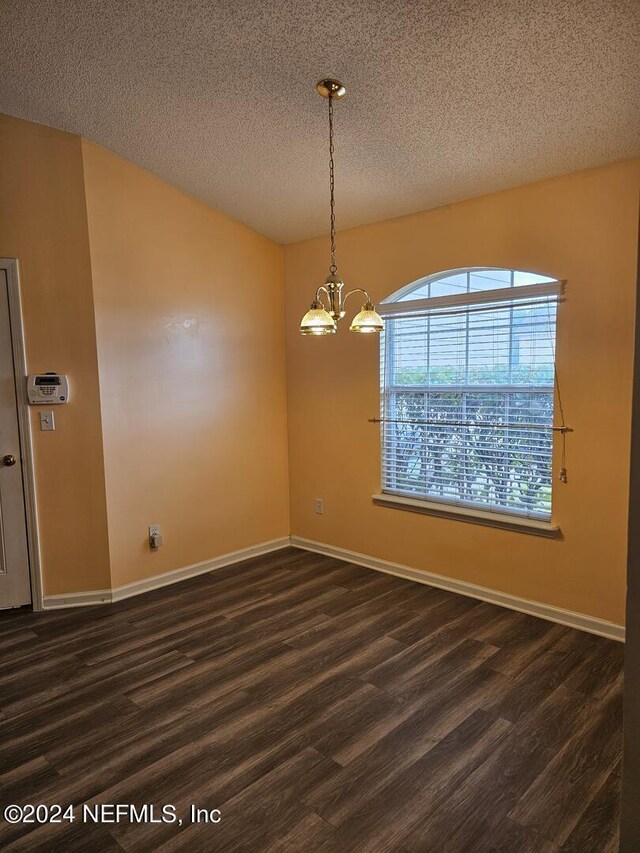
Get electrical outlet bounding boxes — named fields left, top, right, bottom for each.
left=315, top=498, right=324, bottom=515
left=149, top=524, right=163, bottom=549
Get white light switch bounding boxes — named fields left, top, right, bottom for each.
left=39, top=411, right=55, bottom=431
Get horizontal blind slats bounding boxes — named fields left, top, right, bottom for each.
left=380, top=290, right=558, bottom=521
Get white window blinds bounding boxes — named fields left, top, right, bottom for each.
left=379, top=277, right=563, bottom=521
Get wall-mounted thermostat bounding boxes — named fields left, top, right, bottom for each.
left=27, top=373, right=70, bottom=405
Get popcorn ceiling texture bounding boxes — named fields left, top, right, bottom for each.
left=1, top=0, right=638, bottom=243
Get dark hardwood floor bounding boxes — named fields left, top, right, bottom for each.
left=0, top=547, right=624, bottom=852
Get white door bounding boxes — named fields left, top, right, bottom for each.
left=0, top=269, right=31, bottom=608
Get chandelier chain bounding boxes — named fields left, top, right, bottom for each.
left=328, top=94, right=337, bottom=275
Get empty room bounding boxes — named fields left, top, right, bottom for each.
left=1, top=2, right=639, bottom=851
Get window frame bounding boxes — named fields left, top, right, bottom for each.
left=375, top=269, right=565, bottom=537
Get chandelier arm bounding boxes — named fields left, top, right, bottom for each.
left=314, top=285, right=330, bottom=307
left=342, top=288, right=372, bottom=310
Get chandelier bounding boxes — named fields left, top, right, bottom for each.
left=299, top=79, right=384, bottom=336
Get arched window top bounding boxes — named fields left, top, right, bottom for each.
left=383, top=267, right=556, bottom=304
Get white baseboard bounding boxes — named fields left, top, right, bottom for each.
left=41, top=588, right=113, bottom=608
left=42, top=536, right=291, bottom=609
left=41, top=532, right=625, bottom=643
left=290, top=535, right=625, bottom=643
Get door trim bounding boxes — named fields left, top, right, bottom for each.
left=1, top=258, right=43, bottom=610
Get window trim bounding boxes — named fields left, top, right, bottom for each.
left=378, top=271, right=566, bottom=528
left=372, top=492, right=562, bottom=538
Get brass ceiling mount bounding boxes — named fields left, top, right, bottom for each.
left=316, top=79, right=346, bottom=99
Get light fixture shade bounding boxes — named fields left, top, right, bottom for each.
left=350, top=302, right=384, bottom=334
left=300, top=301, right=337, bottom=335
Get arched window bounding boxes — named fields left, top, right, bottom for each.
left=376, top=268, right=564, bottom=526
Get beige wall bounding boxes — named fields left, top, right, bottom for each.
left=2, top=111, right=638, bottom=626
left=0, top=115, right=289, bottom=597
left=284, top=159, right=640, bottom=625
left=0, top=114, right=111, bottom=595
left=81, top=141, right=289, bottom=588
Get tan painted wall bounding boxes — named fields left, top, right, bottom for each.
left=284, top=159, right=640, bottom=625
left=2, top=110, right=637, bottom=625
left=81, top=141, right=290, bottom=588
left=0, top=114, right=111, bottom=595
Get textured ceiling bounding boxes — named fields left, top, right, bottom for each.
left=1, top=1, right=638, bottom=243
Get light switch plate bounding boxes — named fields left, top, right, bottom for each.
left=39, top=411, right=55, bottom=431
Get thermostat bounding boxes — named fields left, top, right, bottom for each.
left=27, top=373, right=70, bottom=405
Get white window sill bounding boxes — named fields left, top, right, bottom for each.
left=372, top=493, right=561, bottom=539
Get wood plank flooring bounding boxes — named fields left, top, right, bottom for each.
left=0, top=547, right=624, bottom=852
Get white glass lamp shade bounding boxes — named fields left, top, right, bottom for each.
left=350, top=301, right=384, bottom=333
left=299, top=300, right=336, bottom=335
